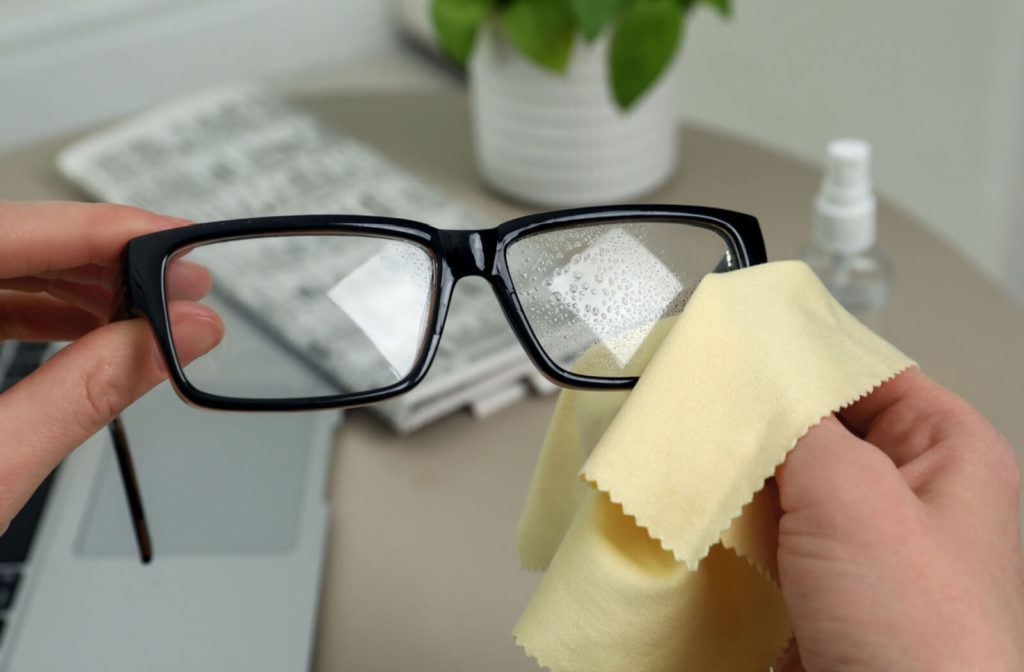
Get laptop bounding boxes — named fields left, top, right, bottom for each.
left=0, top=296, right=338, bottom=671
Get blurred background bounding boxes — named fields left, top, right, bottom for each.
left=2, top=0, right=1022, bottom=311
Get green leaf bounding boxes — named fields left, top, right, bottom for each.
left=501, top=0, right=576, bottom=72
left=432, top=0, right=497, bottom=65
left=568, top=0, right=624, bottom=41
left=610, top=0, right=683, bottom=109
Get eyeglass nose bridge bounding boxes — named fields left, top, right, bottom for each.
left=437, top=228, right=500, bottom=279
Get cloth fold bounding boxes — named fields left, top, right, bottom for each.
left=515, top=261, right=915, bottom=672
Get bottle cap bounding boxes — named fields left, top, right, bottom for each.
left=813, top=139, right=877, bottom=255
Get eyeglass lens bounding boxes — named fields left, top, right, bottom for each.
left=505, top=220, right=735, bottom=378
left=166, top=234, right=436, bottom=399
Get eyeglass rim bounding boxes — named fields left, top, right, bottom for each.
left=492, top=205, right=765, bottom=390
left=120, top=204, right=766, bottom=411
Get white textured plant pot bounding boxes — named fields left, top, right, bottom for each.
left=469, top=25, right=681, bottom=207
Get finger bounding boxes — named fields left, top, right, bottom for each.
left=838, top=368, right=974, bottom=467
left=0, top=302, right=223, bottom=532
left=34, top=263, right=121, bottom=291
left=0, top=200, right=190, bottom=279
left=165, top=258, right=213, bottom=302
left=838, top=368, right=1018, bottom=511
left=0, top=277, right=115, bottom=317
left=782, top=381, right=1019, bottom=528
left=0, top=292, right=105, bottom=341
left=775, top=415, right=914, bottom=520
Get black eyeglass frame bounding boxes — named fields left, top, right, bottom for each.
left=110, top=204, right=764, bottom=563
left=120, top=204, right=766, bottom=413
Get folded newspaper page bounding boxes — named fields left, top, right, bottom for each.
left=58, top=86, right=554, bottom=433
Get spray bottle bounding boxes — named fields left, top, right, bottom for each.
left=800, top=138, right=892, bottom=332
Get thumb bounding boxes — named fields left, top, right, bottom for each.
left=774, top=413, right=921, bottom=562
left=776, top=414, right=913, bottom=515
left=0, top=303, right=222, bottom=531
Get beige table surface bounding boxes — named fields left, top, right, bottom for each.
left=2, top=90, right=1023, bottom=671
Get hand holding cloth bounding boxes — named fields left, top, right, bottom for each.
left=515, top=261, right=915, bottom=671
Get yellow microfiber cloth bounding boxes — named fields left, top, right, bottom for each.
left=514, top=260, right=916, bottom=672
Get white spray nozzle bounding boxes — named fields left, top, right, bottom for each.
left=823, top=139, right=872, bottom=203
left=814, top=138, right=876, bottom=255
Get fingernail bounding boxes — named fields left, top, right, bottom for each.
left=165, top=305, right=225, bottom=367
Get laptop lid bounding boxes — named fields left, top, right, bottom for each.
left=0, top=298, right=338, bottom=671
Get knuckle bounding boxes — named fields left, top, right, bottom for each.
left=959, top=426, right=1021, bottom=499
left=869, top=398, right=935, bottom=453
left=77, top=352, right=126, bottom=431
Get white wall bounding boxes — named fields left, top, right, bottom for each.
left=4, top=0, right=1023, bottom=309
left=0, top=0, right=393, bottom=153
left=678, top=0, right=1024, bottom=308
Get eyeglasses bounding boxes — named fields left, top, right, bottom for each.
left=124, top=204, right=765, bottom=407
left=108, top=204, right=765, bottom=562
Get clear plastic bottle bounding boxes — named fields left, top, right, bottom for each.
left=800, top=139, right=893, bottom=333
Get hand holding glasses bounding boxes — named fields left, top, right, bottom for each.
left=110, top=204, right=766, bottom=561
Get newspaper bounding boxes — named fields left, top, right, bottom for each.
left=58, top=86, right=554, bottom=433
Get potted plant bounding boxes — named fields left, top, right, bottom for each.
left=432, top=0, right=731, bottom=207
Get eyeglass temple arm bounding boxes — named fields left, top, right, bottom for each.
left=107, top=415, right=152, bottom=564
left=106, top=268, right=153, bottom=565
